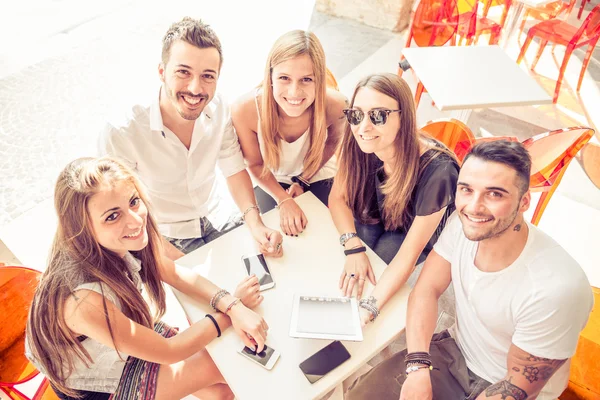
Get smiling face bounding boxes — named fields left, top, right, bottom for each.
left=87, top=180, right=149, bottom=257
left=159, top=40, right=220, bottom=121
left=271, top=54, right=316, bottom=118
left=350, top=87, right=401, bottom=161
left=455, top=157, right=530, bottom=242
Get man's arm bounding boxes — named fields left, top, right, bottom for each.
left=399, top=250, right=453, bottom=400
left=406, top=250, right=453, bottom=353
left=477, top=344, right=566, bottom=400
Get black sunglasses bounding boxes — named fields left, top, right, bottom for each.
left=343, top=108, right=401, bottom=126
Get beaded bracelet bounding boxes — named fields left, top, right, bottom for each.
left=210, top=289, right=229, bottom=312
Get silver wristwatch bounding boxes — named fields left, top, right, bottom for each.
left=339, top=232, right=358, bottom=246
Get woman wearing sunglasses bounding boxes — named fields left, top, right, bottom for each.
left=329, top=73, right=459, bottom=325
left=232, top=30, right=347, bottom=237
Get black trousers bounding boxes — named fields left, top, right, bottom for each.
left=253, top=178, right=333, bottom=213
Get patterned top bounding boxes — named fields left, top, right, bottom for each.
left=25, top=252, right=144, bottom=393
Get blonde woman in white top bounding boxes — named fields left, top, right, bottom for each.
left=232, top=30, right=347, bottom=237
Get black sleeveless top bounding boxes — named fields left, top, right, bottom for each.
left=370, top=149, right=459, bottom=252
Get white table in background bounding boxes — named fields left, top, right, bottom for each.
left=402, top=45, right=552, bottom=122
left=501, top=0, right=558, bottom=48
left=173, top=192, right=410, bottom=400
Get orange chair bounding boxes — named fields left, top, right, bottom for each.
left=452, top=0, right=504, bottom=45
left=518, top=0, right=577, bottom=38
left=522, top=127, right=594, bottom=226
left=516, top=4, right=600, bottom=103
left=560, top=286, right=600, bottom=399
left=481, top=0, right=513, bottom=28
left=421, top=118, right=476, bottom=163
left=474, top=136, right=519, bottom=144
left=578, top=142, right=600, bottom=190
left=401, top=0, right=459, bottom=75
left=0, top=266, right=59, bottom=400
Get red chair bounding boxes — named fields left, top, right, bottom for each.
left=0, top=266, right=59, bottom=400
left=400, top=0, right=459, bottom=75
left=516, top=4, right=600, bottom=103
left=578, top=0, right=592, bottom=19
left=421, top=118, right=476, bottom=163
left=522, top=127, right=594, bottom=225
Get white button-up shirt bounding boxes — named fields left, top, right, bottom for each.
left=98, top=91, right=246, bottom=239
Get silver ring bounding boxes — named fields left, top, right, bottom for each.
left=276, top=243, right=282, bottom=251
left=359, top=278, right=365, bottom=281
left=350, top=274, right=356, bottom=279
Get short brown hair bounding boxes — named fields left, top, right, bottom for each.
left=161, top=17, right=223, bottom=68
left=464, top=140, right=532, bottom=195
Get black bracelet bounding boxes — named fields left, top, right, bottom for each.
left=205, top=314, right=221, bottom=337
left=344, top=246, right=366, bottom=256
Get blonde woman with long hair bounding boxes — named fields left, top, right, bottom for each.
left=231, top=30, right=347, bottom=237
left=329, top=73, right=459, bottom=326
left=26, top=157, right=268, bottom=400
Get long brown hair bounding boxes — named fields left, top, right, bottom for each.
left=26, top=157, right=166, bottom=397
left=336, top=73, right=456, bottom=230
left=260, top=30, right=328, bottom=178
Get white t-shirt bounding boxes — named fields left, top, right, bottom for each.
left=98, top=91, right=246, bottom=239
left=434, top=213, right=593, bottom=400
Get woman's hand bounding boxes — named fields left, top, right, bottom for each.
left=359, top=307, right=373, bottom=328
left=400, top=369, right=433, bottom=400
left=286, top=182, right=304, bottom=198
left=278, top=198, right=307, bottom=236
left=234, top=275, right=262, bottom=309
left=339, top=252, right=376, bottom=299
left=249, top=224, right=283, bottom=258
left=228, top=303, right=269, bottom=353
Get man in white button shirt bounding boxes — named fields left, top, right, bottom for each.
left=347, top=141, right=593, bottom=400
left=99, top=17, right=283, bottom=260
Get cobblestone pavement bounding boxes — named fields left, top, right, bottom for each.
left=0, top=1, right=394, bottom=228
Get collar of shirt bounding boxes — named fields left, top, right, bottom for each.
left=125, top=90, right=234, bottom=239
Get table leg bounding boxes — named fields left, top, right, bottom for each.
left=501, top=1, right=525, bottom=49
left=450, top=108, right=473, bottom=123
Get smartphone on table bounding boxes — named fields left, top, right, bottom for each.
left=242, top=253, right=275, bottom=291
left=299, top=341, right=351, bottom=384
left=238, top=344, right=281, bottom=370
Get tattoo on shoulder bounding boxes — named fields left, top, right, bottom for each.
left=485, top=377, right=527, bottom=400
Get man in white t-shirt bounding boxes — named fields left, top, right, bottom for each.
left=347, top=140, right=593, bottom=400
left=98, top=17, right=283, bottom=260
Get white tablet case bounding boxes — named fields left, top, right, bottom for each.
left=289, top=294, right=363, bottom=341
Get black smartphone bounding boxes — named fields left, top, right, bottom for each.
left=242, top=254, right=275, bottom=291
left=299, top=341, right=351, bottom=384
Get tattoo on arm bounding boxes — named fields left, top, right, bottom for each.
left=484, top=377, right=527, bottom=400
left=521, top=355, right=562, bottom=383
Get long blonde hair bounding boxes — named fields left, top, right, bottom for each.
left=26, top=157, right=166, bottom=397
left=260, top=30, right=328, bottom=178
left=336, top=73, right=456, bottom=230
